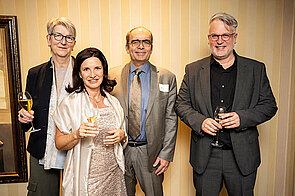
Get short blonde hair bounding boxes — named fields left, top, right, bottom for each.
left=47, top=17, right=76, bottom=37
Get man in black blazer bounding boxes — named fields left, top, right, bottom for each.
left=175, top=13, right=277, bottom=196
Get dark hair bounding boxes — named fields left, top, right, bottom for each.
left=66, top=47, right=116, bottom=96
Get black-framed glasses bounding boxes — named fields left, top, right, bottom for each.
left=50, top=32, right=75, bottom=43
left=208, top=33, right=235, bottom=41
left=129, top=39, right=152, bottom=47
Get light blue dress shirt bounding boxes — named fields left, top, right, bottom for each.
left=128, top=62, right=151, bottom=141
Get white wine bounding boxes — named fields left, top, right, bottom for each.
left=19, top=99, right=33, bottom=112
left=215, top=118, right=221, bottom=124
left=87, top=116, right=97, bottom=124
left=211, top=106, right=226, bottom=148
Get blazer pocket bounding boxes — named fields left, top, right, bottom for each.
left=158, top=93, right=168, bottom=103
left=247, top=129, right=259, bottom=143
left=27, top=179, right=38, bottom=192
left=191, top=131, right=200, bottom=143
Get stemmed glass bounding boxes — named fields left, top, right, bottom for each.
left=211, top=106, right=226, bottom=147
left=87, top=102, right=99, bottom=149
left=18, top=91, right=40, bottom=133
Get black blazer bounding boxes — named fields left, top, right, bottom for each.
left=22, top=60, right=53, bottom=159
left=175, top=52, right=277, bottom=175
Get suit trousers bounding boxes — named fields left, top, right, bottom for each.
left=124, top=145, right=164, bottom=196
left=27, top=155, right=60, bottom=196
left=193, top=148, right=257, bottom=196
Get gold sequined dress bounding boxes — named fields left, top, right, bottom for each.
left=87, top=107, right=127, bottom=196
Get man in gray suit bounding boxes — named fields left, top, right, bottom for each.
left=109, top=26, right=178, bottom=196
left=175, top=13, right=277, bottom=196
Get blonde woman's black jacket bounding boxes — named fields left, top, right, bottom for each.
left=22, top=59, right=53, bottom=159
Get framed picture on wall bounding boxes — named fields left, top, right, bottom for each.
left=0, top=15, right=27, bottom=183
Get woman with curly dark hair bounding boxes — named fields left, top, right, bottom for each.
left=53, top=47, right=127, bottom=196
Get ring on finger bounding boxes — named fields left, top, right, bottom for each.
left=20, top=114, right=24, bottom=118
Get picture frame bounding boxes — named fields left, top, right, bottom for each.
left=0, top=15, right=27, bottom=183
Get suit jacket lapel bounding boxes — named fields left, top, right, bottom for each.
left=200, top=58, right=213, bottom=117
left=40, top=60, right=53, bottom=107
left=121, top=63, right=130, bottom=113
left=146, top=64, right=158, bottom=119
left=232, top=55, right=247, bottom=110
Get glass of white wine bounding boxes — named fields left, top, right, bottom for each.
left=18, top=91, right=40, bottom=133
left=211, top=106, right=226, bottom=147
left=87, top=105, right=99, bottom=149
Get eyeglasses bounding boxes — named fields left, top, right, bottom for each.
left=129, top=39, right=152, bottom=47
left=208, top=33, right=235, bottom=41
left=50, top=32, right=75, bottom=43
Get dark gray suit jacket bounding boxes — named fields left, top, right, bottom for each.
left=175, top=52, right=277, bottom=175
left=109, top=63, right=178, bottom=171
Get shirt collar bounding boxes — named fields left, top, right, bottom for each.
left=50, top=58, right=54, bottom=68
left=130, top=61, right=150, bottom=74
left=210, top=50, right=237, bottom=71
left=50, top=57, right=73, bottom=69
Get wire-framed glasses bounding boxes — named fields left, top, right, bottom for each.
left=129, top=39, right=152, bottom=47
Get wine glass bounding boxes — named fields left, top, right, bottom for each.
left=18, top=91, right=40, bottom=133
left=211, top=106, right=226, bottom=147
left=87, top=103, right=99, bottom=149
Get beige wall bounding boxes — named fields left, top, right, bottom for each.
left=274, top=0, right=295, bottom=195
left=0, top=0, right=293, bottom=195
left=292, top=14, right=295, bottom=195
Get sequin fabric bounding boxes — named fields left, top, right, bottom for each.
left=87, top=107, right=127, bottom=196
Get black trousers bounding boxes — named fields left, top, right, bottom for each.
left=193, top=148, right=257, bottom=196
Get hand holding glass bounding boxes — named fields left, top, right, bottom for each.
left=18, top=91, right=40, bottom=133
left=211, top=106, right=226, bottom=147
